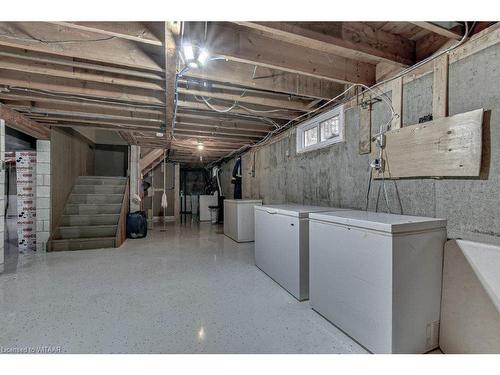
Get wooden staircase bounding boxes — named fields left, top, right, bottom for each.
left=48, top=176, right=128, bottom=251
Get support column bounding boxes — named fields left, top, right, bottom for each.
left=0, top=120, right=5, bottom=270
left=174, top=163, right=180, bottom=219
left=36, top=140, right=51, bottom=252
left=129, top=145, right=141, bottom=212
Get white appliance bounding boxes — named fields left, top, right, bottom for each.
left=254, top=204, right=347, bottom=300
left=309, top=210, right=447, bottom=353
left=224, top=199, right=262, bottom=242
left=199, top=193, right=218, bottom=221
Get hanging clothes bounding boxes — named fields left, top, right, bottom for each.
left=231, top=157, right=242, bottom=199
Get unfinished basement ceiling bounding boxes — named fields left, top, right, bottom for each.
left=0, top=21, right=494, bottom=166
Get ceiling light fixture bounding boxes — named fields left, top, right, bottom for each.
left=181, top=43, right=210, bottom=70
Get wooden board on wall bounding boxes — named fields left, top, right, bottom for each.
left=372, top=109, right=483, bottom=179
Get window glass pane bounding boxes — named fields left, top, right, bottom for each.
left=304, top=126, right=318, bottom=147
left=320, top=116, right=340, bottom=141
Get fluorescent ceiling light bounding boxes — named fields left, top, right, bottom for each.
left=188, top=61, right=198, bottom=68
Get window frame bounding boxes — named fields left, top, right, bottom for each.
left=296, top=105, right=345, bottom=153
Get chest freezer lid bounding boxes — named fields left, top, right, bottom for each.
left=225, top=199, right=263, bottom=204
left=255, top=204, right=348, bottom=218
left=309, top=210, right=447, bottom=233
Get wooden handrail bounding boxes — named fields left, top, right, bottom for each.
left=115, top=177, right=130, bottom=248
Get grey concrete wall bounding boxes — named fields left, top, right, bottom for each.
left=221, top=43, right=500, bottom=246
left=94, top=144, right=128, bottom=177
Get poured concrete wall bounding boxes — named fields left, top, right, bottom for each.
left=221, top=43, right=500, bottom=246
left=94, top=144, right=128, bottom=177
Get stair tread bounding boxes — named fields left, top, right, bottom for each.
left=65, top=203, right=122, bottom=206
left=57, top=224, right=117, bottom=229
left=70, top=193, right=123, bottom=196
left=62, top=213, right=119, bottom=217
left=51, top=236, right=116, bottom=242
left=79, top=176, right=127, bottom=179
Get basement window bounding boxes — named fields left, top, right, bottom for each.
left=296, top=105, right=345, bottom=153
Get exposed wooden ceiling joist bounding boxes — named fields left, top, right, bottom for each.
left=49, top=22, right=163, bottom=46
left=177, top=87, right=310, bottom=112
left=164, top=21, right=180, bottom=136
left=0, top=70, right=164, bottom=105
left=0, top=103, right=50, bottom=139
left=0, top=91, right=164, bottom=117
left=176, top=113, right=274, bottom=129
left=0, top=47, right=164, bottom=80
left=175, top=124, right=265, bottom=138
left=0, top=55, right=164, bottom=91
left=10, top=104, right=164, bottom=125
left=0, top=22, right=164, bottom=72
left=177, top=100, right=298, bottom=120
left=234, top=22, right=415, bottom=66
left=189, top=22, right=376, bottom=85
left=410, top=22, right=463, bottom=40
left=184, top=59, right=345, bottom=100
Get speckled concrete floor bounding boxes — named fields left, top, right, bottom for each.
left=0, top=220, right=366, bottom=354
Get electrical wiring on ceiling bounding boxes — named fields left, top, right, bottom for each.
left=0, top=33, right=117, bottom=44
left=7, top=87, right=166, bottom=109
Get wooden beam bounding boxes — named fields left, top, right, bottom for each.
left=177, top=87, right=309, bottom=112
left=176, top=112, right=275, bottom=128
left=0, top=47, right=164, bottom=81
left=165, top=21, right=179, bottom=135
left=49, top=22, right=163, bottom=46
left=432, top=54, right=449, bottom=119
left=0, top=55, right=164, bottom=91
left=234, top=22, right=415, bottom=66
left=0, top=92, right=164, bottom=117
left=4, top=100, right=163, bottom=122
left=173, top=129, right=258, bottom=142
left=411, top=22, right=463, bottom=40
left=176, top=121, right=270, bottom=134
left=177, top=100, right=297, bottom=120
left=192, top=22, right=375, bottom=85
left=140, top=148, right=165, bottom=171
left=119, top=131, right=136, bottom=144
left=0, top=22, right=163, bottom=72
left=185, top=59, right=345, bottom=100
left=177, top=118, right=273, bottom=134
left=175, top=124, right=265, bottom=138
left=36, top=121, right=157, bottom=133
left=0, top=70, right=164, bottom=105
left=11, top=105, right=163, bottom=125
left=0, top=103, right=49, bottom=139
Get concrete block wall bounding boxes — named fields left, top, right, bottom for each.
left=221, top=42, right=500, bottom=246
left=36, top=140, right=51, bottom=252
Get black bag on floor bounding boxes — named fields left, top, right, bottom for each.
left=126, top=211, right=148, bottom=239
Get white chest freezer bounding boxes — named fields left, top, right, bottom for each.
left=224, top=199, right=262, bottom=242
left=254, top=204, right=349, bottom=300
left=309, top=210, right=447, bottom=354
